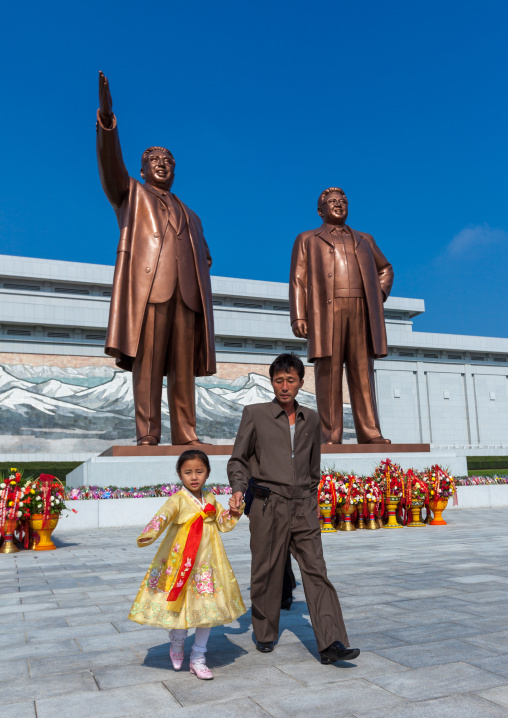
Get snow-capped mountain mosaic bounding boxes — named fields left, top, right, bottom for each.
left=0, top=364, right=356, bottom=453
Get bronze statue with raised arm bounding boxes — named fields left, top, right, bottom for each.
left=289, top=187, right=393, bottom=445
left=96, top=72, right=216, bottom=446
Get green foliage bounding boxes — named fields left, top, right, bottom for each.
left=0, top=462, right=81, bottom=485
left=467, top=456, right=508, bottom=471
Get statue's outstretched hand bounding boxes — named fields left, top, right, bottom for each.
left=292, top=319, right=308, bottom=339
left=98, top=71, right=114, bottom=127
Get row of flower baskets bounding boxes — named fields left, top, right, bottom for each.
left=318, top=460, right=457, bottom=532
left=0, top=470, right=72, bottom=553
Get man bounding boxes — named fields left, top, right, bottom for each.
left=228, top=353, right=359, bottom=664
left=96, top=72, right=216, bottom=446
left=289, top=187, right=394, bottom=445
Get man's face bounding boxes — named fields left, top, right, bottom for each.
left=318, top=193, right=348, bottom=225
left=141, top=150, right=175, bottom=191
left=271, top=367, right=304, bottom=406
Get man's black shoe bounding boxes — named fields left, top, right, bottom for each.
left=280, top=596, right=293, bottom=611
left=256, top=641, right=275, bottom=653
left=320, top=641, right=360, bottom=664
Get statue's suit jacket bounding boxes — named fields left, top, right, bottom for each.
left=289, top=224, right=393, bottom=361
left=96, top=112, right=216, bottom=375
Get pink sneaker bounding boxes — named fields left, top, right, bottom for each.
left=170, top=646, right=184, bottom=671
left=190, top=661, right=213, bottom=680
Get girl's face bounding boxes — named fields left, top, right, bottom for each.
left=179, top=458, right=209, bottom=498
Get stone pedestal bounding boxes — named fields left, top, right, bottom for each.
left=66, top=443, right=467, bottom=488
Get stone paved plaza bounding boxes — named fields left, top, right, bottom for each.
left=2, top=509, right=508, bottom=717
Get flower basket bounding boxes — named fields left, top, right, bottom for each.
left=23, top=474, right=71, bottom=550
left=340, top=475, right=364, bottom=532
left=0, top=468, right=34, bottom=551
left=426, top=465, right=456, bottom=526
left=405, top=469, right=429, bottom=527
left=318, top=473, right=343, bottom=533
left=374, top=460, right=405, bottom=529
left=363, top=479, right=383, bottom=530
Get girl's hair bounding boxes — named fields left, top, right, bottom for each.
left=176, top=449, right=211, bottom=477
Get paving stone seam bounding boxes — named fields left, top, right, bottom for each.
left=160, top=679, right=184, bottom=706
left=472, top=688, right=508, bottom=710
left=248, top=694, right=277, bottom=717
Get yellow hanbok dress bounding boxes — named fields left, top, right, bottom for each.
left=128, top=488, right=246, bottom=629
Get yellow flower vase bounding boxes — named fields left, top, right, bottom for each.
left=0, top=519, right=20, bottom=553
left=408, top=500, right=426, bottom=527
left=430, top=498, right=448, bottom=525
left=384, top=496, right=403, bottom=529
left=30, top=514, right=59, bottom=551
left=336, top=508, right=346, bottom=531
left=340, top=506, right=356, bottom=531
left=356, top=502, right=366, bottom=529
left=366, top=501, right=379, bottom=530
left=319, top=503, right=337, bottom=533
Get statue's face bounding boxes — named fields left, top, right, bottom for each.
left=141, top=150, right=175, bottom=190
left=318, top=193, right=348, bottom=225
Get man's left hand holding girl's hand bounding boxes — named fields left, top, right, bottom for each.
left=228, top=494, right=243, bottom=516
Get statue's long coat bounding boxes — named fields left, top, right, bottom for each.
left=289, top=224, right=393, bottom=361
left=96, top=113, right=216, bottom=375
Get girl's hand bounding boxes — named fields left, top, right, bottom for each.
left=228, top=497, right=241, bottom=516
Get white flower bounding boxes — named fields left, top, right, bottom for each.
left=19, top=502, right=23, bottom=507
left=17, top=511, right=22, bottom=517
left=0, top=483, right=5, bottom=489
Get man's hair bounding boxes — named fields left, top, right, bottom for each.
left=141, top=146, right=174, bottom=166
left=269, top=353, right=305, bottom=381
left=318, top=187, right=346, bottom=208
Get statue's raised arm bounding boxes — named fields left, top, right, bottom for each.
left=96, top=71, right=129, bottom=210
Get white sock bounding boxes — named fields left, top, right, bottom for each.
left=190, top=627, right=211, bottom=664
left=169, top=628, right=188, bottom=650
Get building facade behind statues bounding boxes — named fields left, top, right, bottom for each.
left=289, top=187, right=394, bottom=445
left=96, top=72, right=216, bottom=446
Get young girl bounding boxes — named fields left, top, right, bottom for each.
left=128, top=449, right=246, bottom=680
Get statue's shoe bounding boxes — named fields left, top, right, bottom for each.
left=363, top=436, right=391, bottom=445
left=137, top=435, right=159, bottom=446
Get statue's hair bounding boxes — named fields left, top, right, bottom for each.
left=318, top=187, right=346, bottom=208
left=141, top=146, right=174, bottom=166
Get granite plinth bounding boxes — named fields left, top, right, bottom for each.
left=66, top=445, right=465, bottom=489
left=100, top=443, right=430, bottom=458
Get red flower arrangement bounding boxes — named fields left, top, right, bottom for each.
left=0, top=468, right=34, bottom=546
left=426, top=465, right=457, bottom=502
left=405, top=469, right=429, bottom=501
left=363, top=479, right=382, bottom=504
left=343, top=474, right=364, bottom=511
left=25, top=475, right=68, bottom=526
left=374, top=459, right=405, bottom=499
left=318, top=472, right=346, bottom=515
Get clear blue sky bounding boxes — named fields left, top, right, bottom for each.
left=1, top=0, right=507, bottom=338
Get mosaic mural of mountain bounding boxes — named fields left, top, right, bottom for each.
left=0, top=364, right=356, bottom=453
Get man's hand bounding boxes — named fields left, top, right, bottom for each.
left=230, top=491, right=243, bottom=514
left=292, top=319, right=308, bottom=339
left=228, top=496, right=242, bottom=516
left=98, top=71, right=114, bottom=127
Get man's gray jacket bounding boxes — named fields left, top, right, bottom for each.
left=227, top=399, right=322, bottom=500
